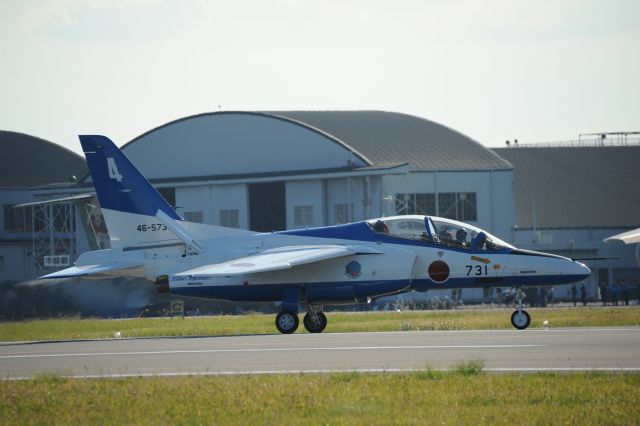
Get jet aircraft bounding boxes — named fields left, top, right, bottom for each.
left=44, top=135, right=591, bottom=333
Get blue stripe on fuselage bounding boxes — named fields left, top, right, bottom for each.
left=281, top=222, right=513, bottom=255
left=412, top=274, right=589, bottom=291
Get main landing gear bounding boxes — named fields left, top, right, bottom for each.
left=275, top=306, right=327, bottom=334
left=275, top=311, right=299, bottom=334
left=510, top=287, right=531, bottom=330
left=303, top=306, right=327, bottom=333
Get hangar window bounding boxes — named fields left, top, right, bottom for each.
left=220, top=209, right=239, bottom=228
left=294, top=206, right=314, bottom=227
left=52, top=204, right=74, bottom=232
left=184, top=211, right=203, bottom=223
left=3, top=205, right=33, bottom=232
left=395, top=193, right=477, bottom=221
left=438, top=193, right=477, bottom=221
left=395, top=194, right=435, bottom=216
left=334, top=203, right=354, bottom=224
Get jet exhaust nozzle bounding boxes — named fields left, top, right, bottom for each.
left=155, top=275, right=170, bottom=294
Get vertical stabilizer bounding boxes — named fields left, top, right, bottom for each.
left=80, top=135, right=182, bottom=248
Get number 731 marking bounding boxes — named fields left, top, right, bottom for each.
left=465, top=265, right=488, bottom=276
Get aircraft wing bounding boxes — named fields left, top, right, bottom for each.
left=604, top=227, right=640, bottom=244
left=173, top=244, right=381, bottom=277
left=40, top=261, right=144, bottom=279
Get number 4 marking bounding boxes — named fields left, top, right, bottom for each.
left=107, top=157, right=123, bottom=182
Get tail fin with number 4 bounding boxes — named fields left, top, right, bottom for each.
left=80, top=135, right=183, bottom=249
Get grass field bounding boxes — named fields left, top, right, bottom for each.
left=1, top=369, right=638, bottom=425
left=2, top=309, right=639, bottom=424
left=1, top=306, right=639, bottom=342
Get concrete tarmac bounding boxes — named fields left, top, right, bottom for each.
left=1, top=327, right=639, bottom=379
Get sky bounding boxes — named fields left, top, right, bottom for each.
left=1, top=0, right=639, bottom=155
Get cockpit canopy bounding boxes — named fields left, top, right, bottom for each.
left=366, top=215, right=513, bottom=251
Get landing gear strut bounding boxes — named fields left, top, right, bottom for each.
left=303, top=306, right=327, bottom=333
left=276, top=286, right=301, bottom=334
left=510, top=287, right=531, bottom=330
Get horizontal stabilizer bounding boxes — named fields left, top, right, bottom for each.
left=173, top=244, right=380, bottom=277
left=40, top=261, right=143, bottom=279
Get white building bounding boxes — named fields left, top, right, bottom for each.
left=118, top=111, right=514, bottom=240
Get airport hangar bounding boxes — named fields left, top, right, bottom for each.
left=495, top=143, right=640, bottom=300
left=1, top=112, right=638, bottom=304
left=0, top=131, right=88, bottom=285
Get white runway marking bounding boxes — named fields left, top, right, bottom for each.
left=5, top=366, right=640, bottom=381
left=0, top=344, right=543, bottom=359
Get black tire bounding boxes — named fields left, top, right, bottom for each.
left=303, top=312, right=327, bottom=333
left=511, top=309, right=531, bottom=330
left=275, top=311, right=299, bottom=334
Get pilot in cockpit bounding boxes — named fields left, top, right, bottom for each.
left=438, top=226, right=452, bottom=242
left=373, top=220, right=389, bottom=234
left=455, top=227, right=468, bottom=247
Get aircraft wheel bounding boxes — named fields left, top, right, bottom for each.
left=275, top=311, right=299, bottom=334
left=511, top=309, right=531, bottom=330
left=303, top=312, right=327, bottom=333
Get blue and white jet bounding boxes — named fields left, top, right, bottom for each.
left=44, top=135, right=591, bottom=333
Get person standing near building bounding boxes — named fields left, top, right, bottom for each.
left=610, top=282, right=620, bottom=306
left=621, top=280, right=630, bottom=306
left=580, top=283, right=587, bottom=306
left=571, top=284, right=577, bottom=306
left=538, top=287, right=547, bottom=307
left=599, top=281, right=607, bottom=306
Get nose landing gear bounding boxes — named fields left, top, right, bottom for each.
left=510, top=287, right=531, bottom=330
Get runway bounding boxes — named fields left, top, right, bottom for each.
left=1, top=327, right=639, bottom=379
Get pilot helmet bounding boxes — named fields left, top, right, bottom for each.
left=455, top=228, right=467, bottom=241
left=373, top=220, right=386, bottom=232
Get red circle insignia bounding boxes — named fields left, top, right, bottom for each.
left=428, top=261, right=450, bottom=283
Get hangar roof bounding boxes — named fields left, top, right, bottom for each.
left=124, top=111, right=512, bottom=174
left=494, top=146, right=640, bottom=229
left=267, top=111, right=512, bottom=172
left=0, top=131, right=88, bottom=188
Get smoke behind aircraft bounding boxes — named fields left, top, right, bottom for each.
left=0, top=277, right=155, bottom=319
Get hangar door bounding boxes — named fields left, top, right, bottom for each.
left=249, top=182, right=286, bottom=232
